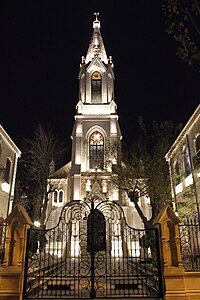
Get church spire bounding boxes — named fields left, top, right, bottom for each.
left=85, top=13, right=108, bottom=64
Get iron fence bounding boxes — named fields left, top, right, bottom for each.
left=179, top=219, right=200, bottom=271
left=24, top=199, right=163, bottom=299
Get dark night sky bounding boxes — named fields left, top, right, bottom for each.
left=1, top=1, right=200, bottom=155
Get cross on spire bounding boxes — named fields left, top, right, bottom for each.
left=94, top=12, right=99, bottom=21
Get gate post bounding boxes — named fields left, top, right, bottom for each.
left=154, top=205, right=188, bottom=300
left=0, top=204, right=33, bottom=300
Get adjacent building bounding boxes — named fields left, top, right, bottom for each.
left=0, top=125, right=21, bottom=220
left=165, top=104, right=200, bottom=219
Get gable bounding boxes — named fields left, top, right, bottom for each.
left=49, top=161, right=71, bottom=179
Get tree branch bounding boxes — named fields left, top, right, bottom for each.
left=194, top=0, right=200, bottom=15
left=176, top=1, right=200, bottom=36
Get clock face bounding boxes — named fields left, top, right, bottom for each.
left=92, top=71, right=101, bottom=80
left=90, top=131, right=103, bottom=145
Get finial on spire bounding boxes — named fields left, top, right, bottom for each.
left=93, top=12, right=100, bottom=29
left=94, top=12, right=99, bottom=21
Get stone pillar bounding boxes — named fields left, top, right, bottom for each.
left=154, top=205, right=188, bottom=300
left=0, top=204, right=33, bottom=300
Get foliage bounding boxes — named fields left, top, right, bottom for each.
left=182, top=184, right=195, bottom=199
left=110, top=118, right=182, bottom=228
left=176, top=184, right=196, bottom=219
left=161, top=0, right=200, bottom=65
left=13, top=150, right=32, bottom=213
left=14, top=123, right=66, bottom=224
left=177, top=200, right=197, bottom=219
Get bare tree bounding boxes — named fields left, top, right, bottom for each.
left=109, top=118, right=182, bottom=229
left=21, top=123, right=66, bottom=225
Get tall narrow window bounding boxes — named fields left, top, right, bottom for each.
left=193, top=135, right=200, bottom=168
left=59, top=190, right=64, bottom=203
left=89, top=131, right=104, bottom=169
left=5, top=158, right=11, bottom=183
left=183, top=146, right=191, bottom=176
left=195, top=135, right=200, bottom=155
left=174, top=161, right=181, bottom=184
left=54, top=191, right=58, bottom=203
left=91, top=71, right=101, bottom=103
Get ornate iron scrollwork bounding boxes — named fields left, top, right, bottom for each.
left=179, top=220, right=200, bottom=271
left=24, top=199, right=163, bottom=298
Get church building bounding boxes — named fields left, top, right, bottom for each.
left=46, top=13, right=151, bottom=231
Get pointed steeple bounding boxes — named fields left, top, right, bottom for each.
left=85, top=13, right=108, bottom=64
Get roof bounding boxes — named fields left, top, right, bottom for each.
left=0, top=124, right=21, bottom=156
left=48, top=161, right=71, bottom=179
left=165, top=104, right=200, bottom=160
left=85, top=13, right=108, bottom=64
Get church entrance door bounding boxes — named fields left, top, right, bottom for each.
left=24, top=198, right=163, bottom=299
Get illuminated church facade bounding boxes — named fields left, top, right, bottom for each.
left=46, top=14, right=151, bottom=232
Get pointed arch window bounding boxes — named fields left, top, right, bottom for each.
left=59, top=190, right=64, bottom=203
left=89, top=131, right=104, bottom=169
left=53, top=190, right=58, bottom=203
left=53, top=189, right=64, bottom=205
left=91, top=71, right=102, bottom=103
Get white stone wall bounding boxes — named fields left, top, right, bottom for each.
left=0, top=125, right=21, bottom=219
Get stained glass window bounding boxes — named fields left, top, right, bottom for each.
left=91, top=71, right=101, bottom=103
left=89, top=131, right=104, bottom=169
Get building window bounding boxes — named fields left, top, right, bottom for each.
left=59, top=190, right=63, bottom=203
left=174, top=161, right=181, bottom=184
left=53, top=190, right=64, bottom=205
left=193, top=135, right=200, bottom=168
left=54, top=190, right=58, bottom=203
left=5, top=158, right=11, bottom=183
left=89, top=131, right=104, bottom=169
left=183, top=146, right=191, bottom=176
left=195, top=135, right=200, bottom=154
left=91, top=71, right=101, bottom=103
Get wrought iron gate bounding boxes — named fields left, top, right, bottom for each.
left=24, top=198, right=163, bottom=299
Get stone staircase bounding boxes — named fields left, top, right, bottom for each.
left=46, top=207, right=62, bottom=229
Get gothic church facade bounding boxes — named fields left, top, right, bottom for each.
left=46, top=14, right=151, bottom=231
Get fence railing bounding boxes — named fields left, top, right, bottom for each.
left=179, top=220, right=200, bottom=271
